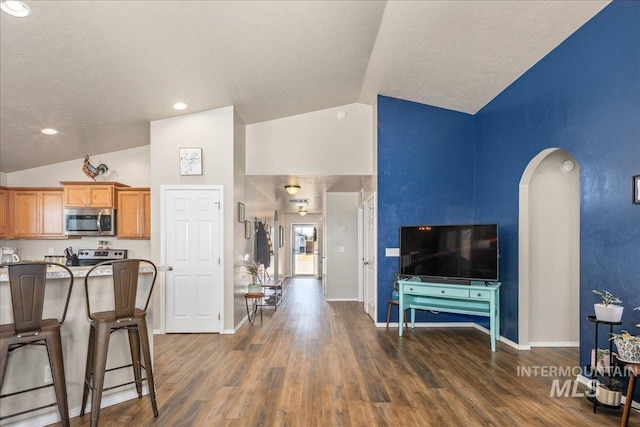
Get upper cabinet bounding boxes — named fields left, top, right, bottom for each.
left=13, top=189, right=66, bottom=239
left=117, top=188, right=150, bottom=239
left=60, top=181, right=129, bottom=208
left=0, top=187, right=12, bottom=239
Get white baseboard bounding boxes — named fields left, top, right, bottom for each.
left=529, top=341, right=580, bottom=347
left=325, top=298, right=358, bottom=302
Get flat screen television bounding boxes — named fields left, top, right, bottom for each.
left=399, top=224, right=498, bottom=283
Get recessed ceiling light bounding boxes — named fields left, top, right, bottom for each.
left=41, top=128, right=58, bottom=135
left=173, top=102, right=188, bottom=110
left=1, top=1, right=31, bottom=18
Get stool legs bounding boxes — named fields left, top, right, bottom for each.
left=127, top=327, right=143, bottom=397
left=0, top=339, right=9, bottom=389
left=47, top=333, right=71, bottom=427
left=137, top=319, right=159, bottom=416
left=386, top=301, right=408, bottom=330
left=82, top=320, right=158, bottom=426
left=89, top=323, right=111, bottom=427
left=80, top=326, right=95, bottom=416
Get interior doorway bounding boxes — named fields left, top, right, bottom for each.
left=292, top=224, right=316, bottom=276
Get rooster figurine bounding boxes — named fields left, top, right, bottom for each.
left=82, top=155, right=108, bottom=180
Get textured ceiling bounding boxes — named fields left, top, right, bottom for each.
left=0, top=1, right=610, bottom=194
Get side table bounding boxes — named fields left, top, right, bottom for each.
left=616, top=358, right=639, bottom=427
left=244, top=292, right=264, bottom=325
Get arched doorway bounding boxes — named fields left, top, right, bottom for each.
left=519, top=148, right=580, bottom=347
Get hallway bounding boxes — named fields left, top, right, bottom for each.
left=66, top=277, right=638, bottom=426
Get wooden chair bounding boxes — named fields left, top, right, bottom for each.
left=80, top=259, right=158, bottom=427
left=0, top=262, right=74, bottom=426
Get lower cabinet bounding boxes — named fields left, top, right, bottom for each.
left=117, top=189, right=150, bottom=239
left=13, top=189, right=66, bottom=239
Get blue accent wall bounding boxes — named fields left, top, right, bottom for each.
left=377, top=96, right=477, bottom=324
left=377, top=1, right=639, bottom=399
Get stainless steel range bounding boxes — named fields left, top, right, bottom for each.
left=77, top=249, right=128, bottom=266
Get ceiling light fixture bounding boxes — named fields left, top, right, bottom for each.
left=1, top=0, right=31, bottom=17
left=173, top=102, right=188, bottom=110
left=284, top=185, right=300, bottom=196
left=41, top=128, right=58, bottom=135
left=298, top=206, right=308, bottom=216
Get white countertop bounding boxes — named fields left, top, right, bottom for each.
left=0, top=264, right=158, bottom=282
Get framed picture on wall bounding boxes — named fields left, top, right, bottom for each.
left=179, top=147, right=202, bottom=175
left=279, top=225, right=284, bottom=248
left=634, top=175, right=640, bottom=204
left=238, top=202, right=245, bottom=223
left=245, top=220, right=252, bottom=239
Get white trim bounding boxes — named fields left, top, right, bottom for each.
left=326, top=298, right=359, bottom=302
left=529, top=341, right=580, bottom=347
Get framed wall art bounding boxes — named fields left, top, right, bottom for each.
left=245, top=220, right=252, bottom=239
left=179, top=147, right=202, bottom=175
left=634, top=175, right=639, bottom=204
left=238, top=202, right=245, bottom=223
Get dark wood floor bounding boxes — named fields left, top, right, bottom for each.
left=65, top=277, right=638, bottom=426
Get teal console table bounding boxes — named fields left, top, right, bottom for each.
left=398, top=279, right=501, bottom=351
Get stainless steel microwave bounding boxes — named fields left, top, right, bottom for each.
left=64, top=208, right=116, bottom=236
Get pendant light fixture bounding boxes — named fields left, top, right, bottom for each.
left=297, top=206, right=308, bottom=216
left=285, top=185, right=300, bottom=196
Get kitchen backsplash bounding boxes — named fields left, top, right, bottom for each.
left=1, top=237, right=151, bottom=262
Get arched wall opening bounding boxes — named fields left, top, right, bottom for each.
left=519, top=148, right=580, bottom=348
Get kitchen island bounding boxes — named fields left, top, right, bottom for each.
left=0, top=265, right=155, bottom=427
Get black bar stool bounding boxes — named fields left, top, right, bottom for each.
left=80, top=259, right=158, bottom=427
left=0, top=261, right=74, bottom=426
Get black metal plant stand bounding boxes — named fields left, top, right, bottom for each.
left=587, top=315, right=623, bottom=413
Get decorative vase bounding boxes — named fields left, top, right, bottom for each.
left=248, top=283, right=262, bottom=293
left=596, top=384, right=621, bottom=406
left=594, top=303, right=624, bottom=323
left=613, top=337, right=640, bottom=362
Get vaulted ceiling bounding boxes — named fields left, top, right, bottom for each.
left=1, top=0, right=609, bottom=175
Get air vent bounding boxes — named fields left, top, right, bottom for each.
left=288, top=198, right=309, bottom=205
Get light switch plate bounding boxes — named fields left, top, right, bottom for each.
left=385, top=248, right=399, bottom=257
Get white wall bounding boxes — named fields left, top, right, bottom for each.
left=150, top=107, right=236, bottom=331
left=6, top=146, right=150, bottom=187
left=246, top=103, right=373, bottom=176
left=324, top=192, right=359, bottom=300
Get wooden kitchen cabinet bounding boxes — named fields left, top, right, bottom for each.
left=117, top=188, right=150, bottom=239
left=0, top=187, right=12, bottom=239
left=13, top=189, right=66, bottom=239
left=60, top=182, right=129, bottom=208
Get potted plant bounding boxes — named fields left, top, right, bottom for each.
left=591, top=348, right=613, bottom=375
left=610, top=330, right=640, bottom=363
left=596, top=376, right=622, bottom=406
left=244, top=260, right=263, bottom=293
left=592, top=290, right=624, bottom=322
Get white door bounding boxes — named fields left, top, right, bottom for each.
left=364, top=194, right=376, bottom=320
left=163, top=186, right=223, bottom=333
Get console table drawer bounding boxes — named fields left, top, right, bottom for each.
left=404, top=285, right=470, bottom=299
left=472, top=290, right=492, bottom=300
